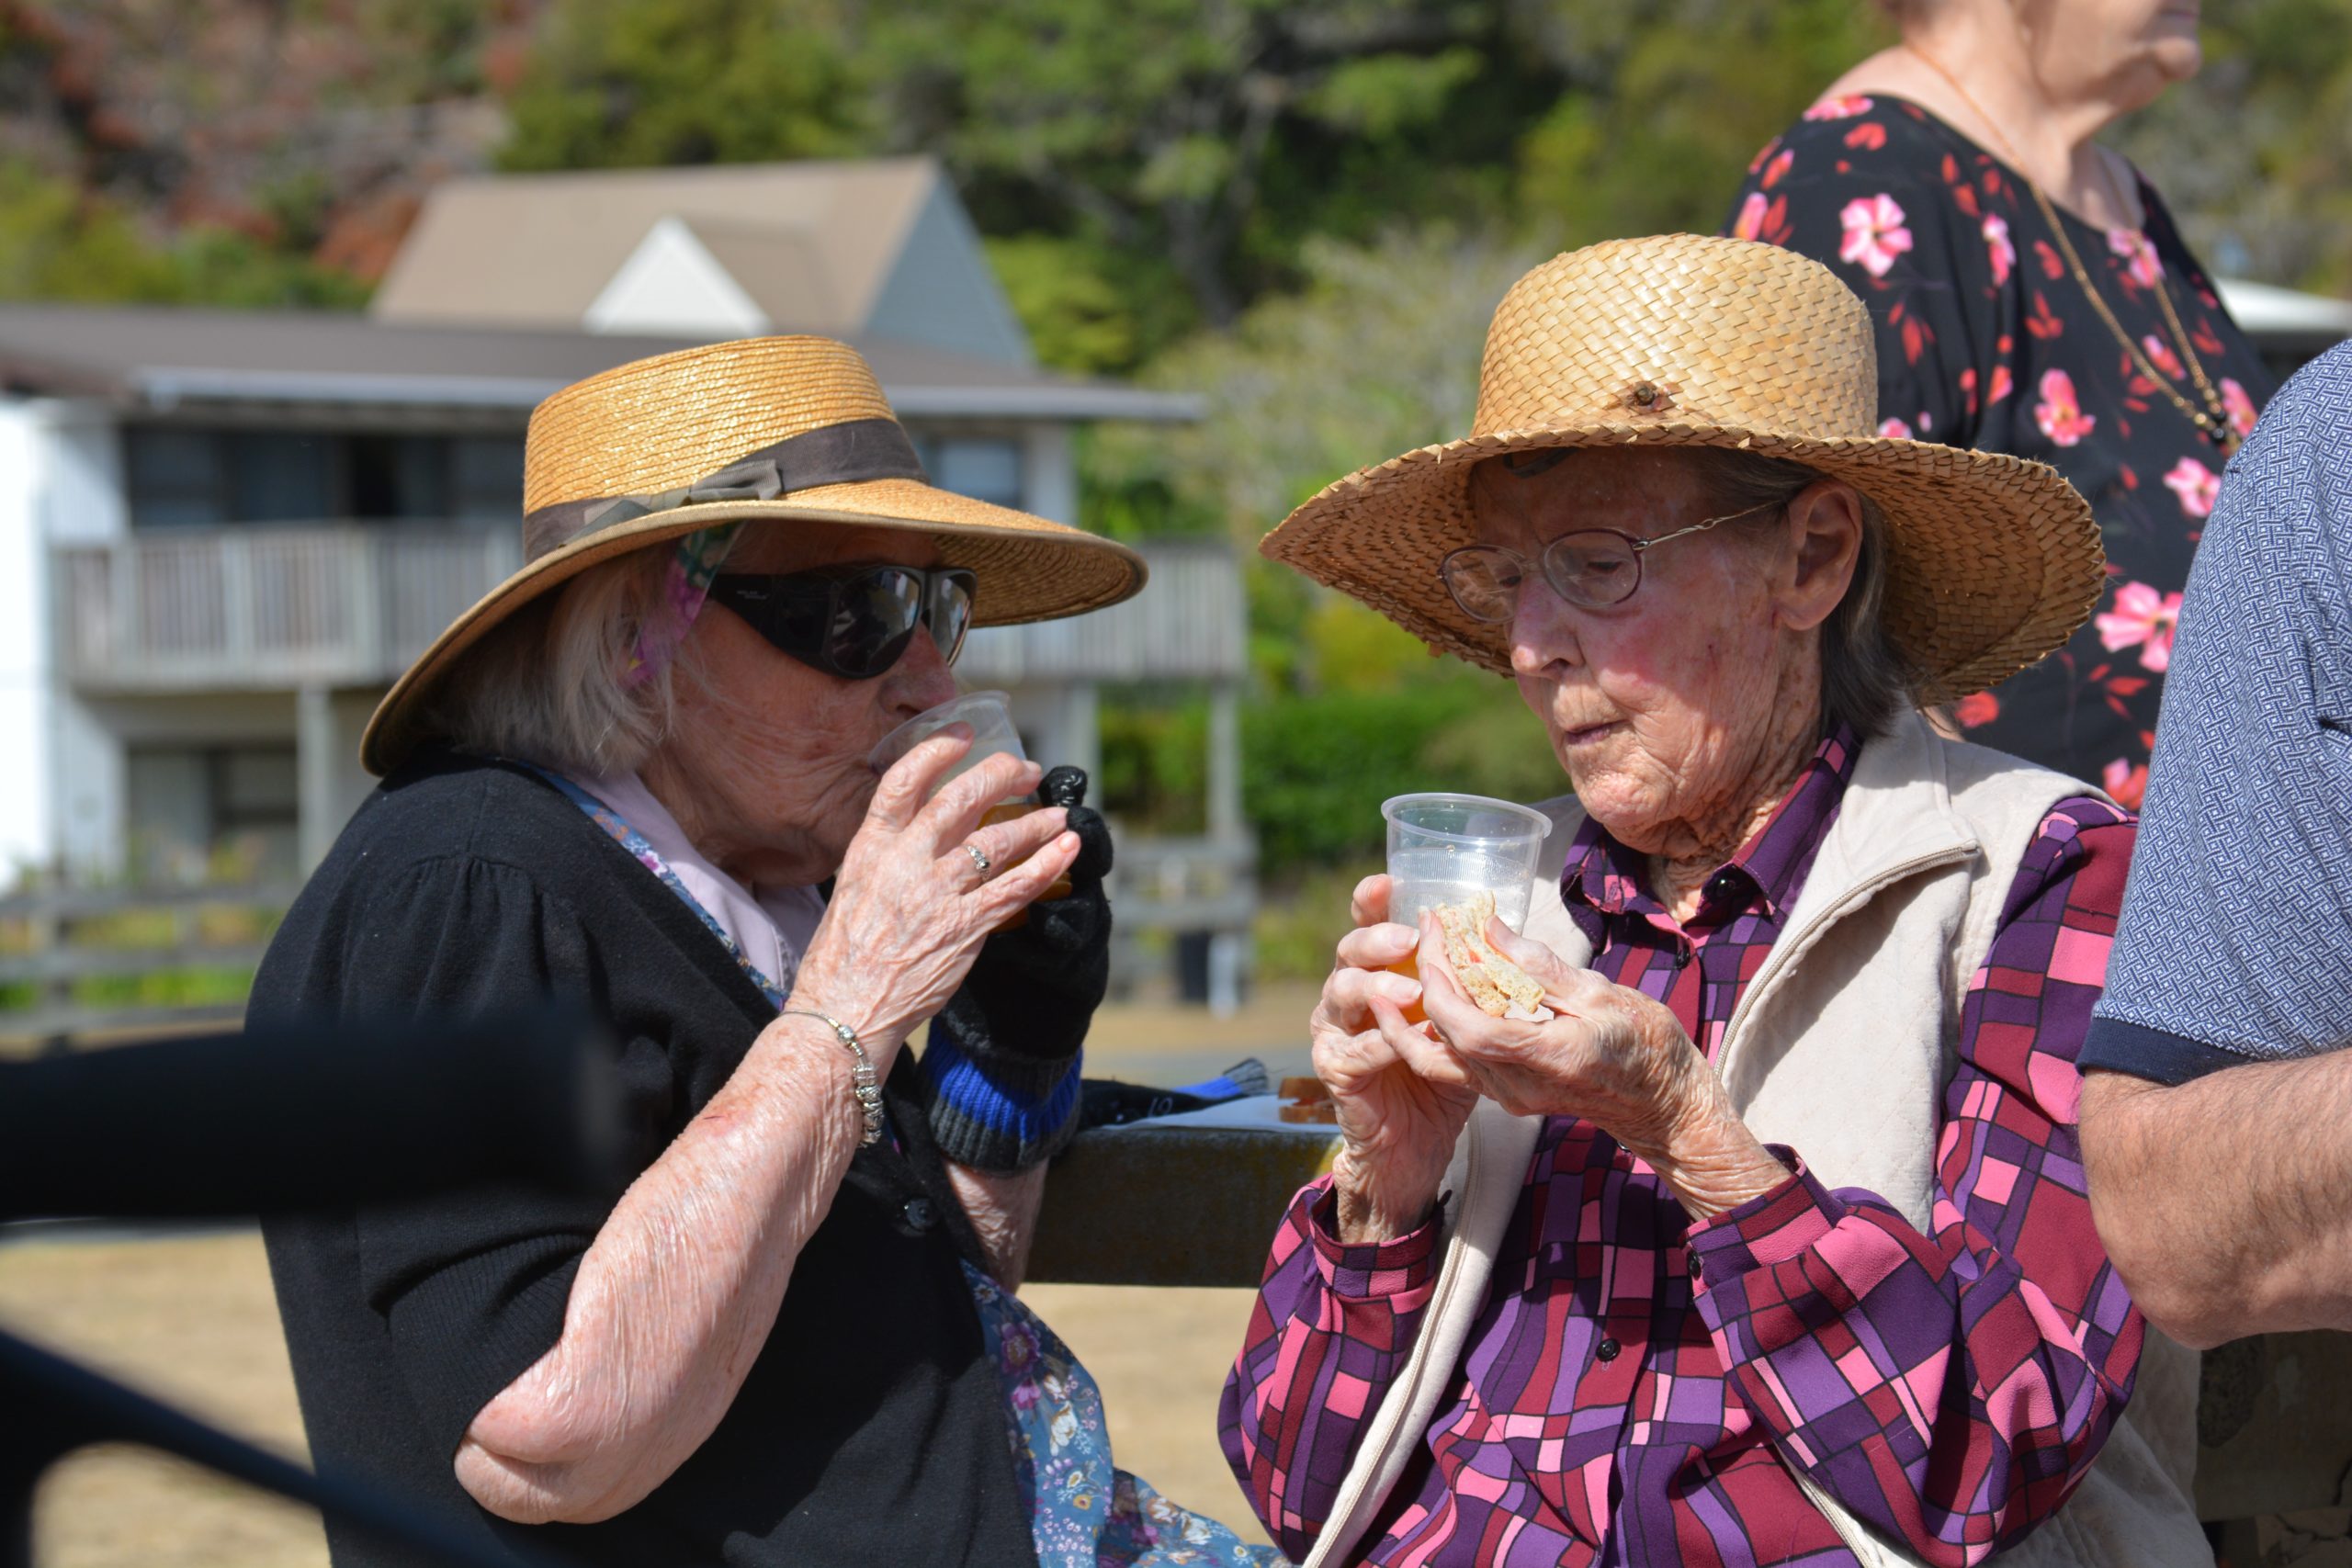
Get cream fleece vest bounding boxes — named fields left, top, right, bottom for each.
left=1302, top=712, right=2203, bottom=1568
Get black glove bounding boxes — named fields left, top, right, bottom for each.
left=922, top=765, right=1114, bottom=1170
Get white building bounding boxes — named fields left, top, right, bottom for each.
left=0, top=160, right=1242, bottom=934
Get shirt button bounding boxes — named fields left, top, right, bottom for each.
left=1685, top=1247, right=1704, bottom=1282
left=1673, top=946, right=1692, bottom=969
left=902, top=1197, right=937, bottom=1233
left=1703, top=872, right=1740, bottom=905
left=1595, top=1337, right=1622, bottom=1363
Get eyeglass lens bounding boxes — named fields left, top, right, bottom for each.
left=830, top=569, right=925, bottom=676
left=825, top=568, right=976, bottom=676
left=1442, top=532, right=1643, bottom=622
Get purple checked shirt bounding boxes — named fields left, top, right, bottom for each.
left=1221, top=728, right=2144, bottom=1567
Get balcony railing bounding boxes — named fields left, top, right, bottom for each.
left=53, top=525, right=1246, bottom=692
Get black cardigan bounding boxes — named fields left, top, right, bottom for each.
left=254, top=750, right=1036, bottom=1568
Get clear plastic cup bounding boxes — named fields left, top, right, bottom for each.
left=868, top=690, right=1070, bottom=914
left=869, top=690, right=1026, bottom=795
left=1382, top=793, right=1552, bottom=1019
left=1383, top=792, right=1554, bottom=931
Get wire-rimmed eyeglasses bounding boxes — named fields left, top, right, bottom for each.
left=1438, top=502, right=1781, bottom=622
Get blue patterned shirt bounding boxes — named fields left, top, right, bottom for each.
left=2084, top=340, right=2352, bottom=1084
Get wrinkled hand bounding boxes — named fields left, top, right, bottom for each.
left=789, top=731, right=1080, bottom=1068
left=1312, top=874, right=1479, bottom=1244
left=934, top=764, right=1114, bottom=1067
left=1405, top=912, right=1788, bottom=1219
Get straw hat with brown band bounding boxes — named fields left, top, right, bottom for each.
left=362, top=334, right=1148, bottom=775
left=1260, top=233, right=2105, bottom=704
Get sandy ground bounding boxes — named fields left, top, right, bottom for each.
left=0, top=1234, right=1274, bottom=1565
left=0, top=986, right=1322, bottom=1565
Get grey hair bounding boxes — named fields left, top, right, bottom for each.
left=1679, top=447, right=1913, bottom=740
left=425, top=532, right=731, bottom=775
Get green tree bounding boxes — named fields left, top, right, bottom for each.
left=0, top=160, right=366, bottom=308
left=2115, top=0, right=2352, bottom=293
left=864, top=0, right=1560, bottom=356
left=500, top=0, right=874, bottom=171
left=1514, top=0, right=1892, bottom=243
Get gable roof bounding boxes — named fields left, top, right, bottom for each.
left=370, top=158, right=1030, bottom=364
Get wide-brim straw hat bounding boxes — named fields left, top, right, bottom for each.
left=362, top=334, right=1147, bottom=774
left=1260, top=234, right=2103, bottom=701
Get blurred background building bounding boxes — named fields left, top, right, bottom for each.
left=0, top=157, right=1256, bottom=1027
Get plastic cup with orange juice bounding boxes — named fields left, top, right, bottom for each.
left=1379, top=793, right=1552, bottom=1021
left=869, top=691, right=1074, bottom=917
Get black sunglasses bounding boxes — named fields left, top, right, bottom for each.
left=706, top=564, right=977, bottom=680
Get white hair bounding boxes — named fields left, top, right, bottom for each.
left=425, top=536, right=723, bottom=775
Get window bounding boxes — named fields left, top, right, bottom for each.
left=227, top=433, right=335, bottom=522
left=346, top=435, right=447, bottom=520
left=124, top=429, right=528, bottom=528
left=449, top=437, right=526, bottom=521
left=126, top=744, right=300, bottom=884
left=126, top=430, right=228, bottom=527
left=927, top=437, right=1024, bottom=508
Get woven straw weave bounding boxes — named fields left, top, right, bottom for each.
left=362, top=335, right=1146, bottom=774
left=1261, top=234, right=2106, bottom=703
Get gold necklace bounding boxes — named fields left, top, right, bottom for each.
left=1900, top=45, right=2241, bottom=456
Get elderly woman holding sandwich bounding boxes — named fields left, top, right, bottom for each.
left=1221, top=236, right=2201, bottom=1568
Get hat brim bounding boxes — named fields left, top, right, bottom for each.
left=361, top=476, right=1147, bottom=776
left=1260, top=419, right=2104, bottom=704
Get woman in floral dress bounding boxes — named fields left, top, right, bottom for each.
left=1725, top=0, right=2271, bottom=800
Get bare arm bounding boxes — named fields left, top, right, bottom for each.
left=454, top=1014, right=870, bottom=1522
left=2083, top=1057, right=2352, bottom=1349
left=452, top=744, right=1080, bottom=1525
left=946, top=1161, right=1049, bottom=1290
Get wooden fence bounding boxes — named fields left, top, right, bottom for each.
left=0, top=883, right=299, bottom=1046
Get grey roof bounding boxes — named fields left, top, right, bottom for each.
left=0, top=303, right=1200, bottom=425
left=371, top=159, right=939, bottom=333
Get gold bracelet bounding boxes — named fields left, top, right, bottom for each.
left=782, top=1009, right=883, bottom=1146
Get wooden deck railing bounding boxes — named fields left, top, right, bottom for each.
left=53, top=525, right=1247, bottom=693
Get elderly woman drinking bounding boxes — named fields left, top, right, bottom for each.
left=256, top=337, right=1277, bottom=1568
left=1223, top=236, right=2201, bottom=1568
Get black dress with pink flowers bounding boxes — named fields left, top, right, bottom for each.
left=1724, top=94, right=2271, bottom=803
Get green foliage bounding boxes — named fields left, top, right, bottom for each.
left=1084, top=224, right=1543, bottom=562
left=1242, top=677, right=1555, bottom=874
left=500, top=0, right=873, bottom=171
left=1306, top=50, right=1486, bottom=140
left=1419, top=694, right=1571, bottom=808
left=1098, top=697, right=1209, bottom=835
left=1251, top=855, right=1385, bottom=981
left=0, top=160, right=367, bottom=309
left=2115, top=0, right=2352, bottom=293
left=985, top=234, right=1143, bottom=376
left=1302, top=596, right=1438, bottom=695
left=1516, top=1, right=1891, bottom=243
left=67, top=965, right=257, bottom=1012
left=865, top=0, right=1558, bottom=350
